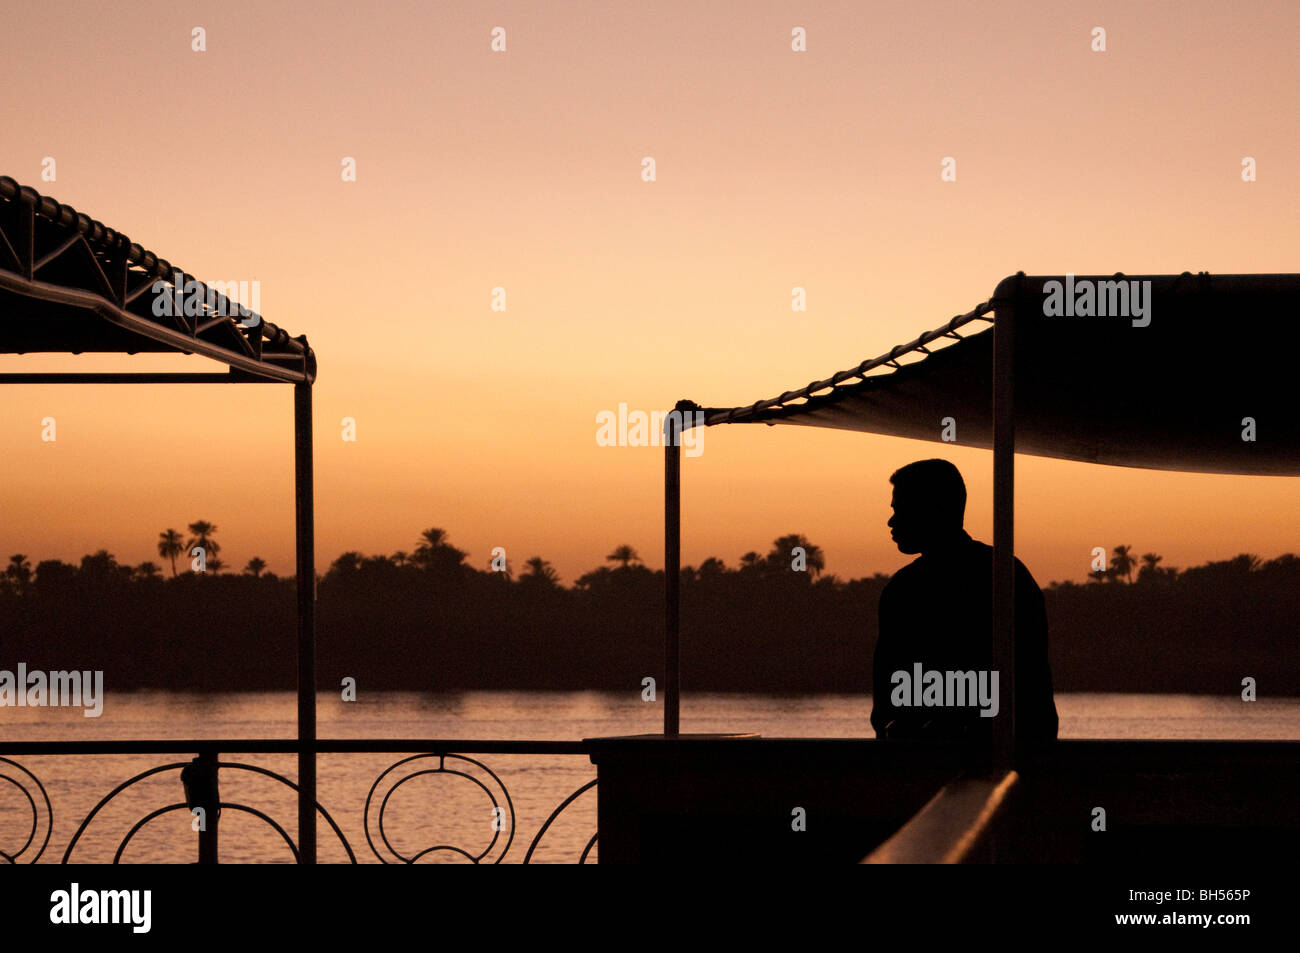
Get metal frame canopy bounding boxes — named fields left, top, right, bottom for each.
left=662, top=272, right=1300, bottom=763
left=0, top=176, right=321, bottom=862
left=0, top=175, right=315, bottom=383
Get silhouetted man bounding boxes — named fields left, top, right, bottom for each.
left=871, top=459, right=1058, bottom=743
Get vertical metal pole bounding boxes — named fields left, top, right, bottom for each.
left=664, top=411, right=681, bottom=737
left=294, top=381, right=317, bottom=863
left=992, top=285, right=1018, bottom=769
left=197, top=749, right=219, bottom=864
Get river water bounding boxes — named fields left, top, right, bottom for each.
left=3, top=691, right=1297, bottom=863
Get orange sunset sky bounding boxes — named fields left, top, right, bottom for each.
left=1, top=0, right=1296, bottom=587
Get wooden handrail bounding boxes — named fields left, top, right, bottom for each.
left=862, top=770, right=1019, bottom=864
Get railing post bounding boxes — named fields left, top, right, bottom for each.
left=992, top=276, right=1020, bottom=770
left=294, top=380, right=317, bottom=862
left=664, top=407, right=682, bottom=737
left=180, top=749, right=220, bottom=864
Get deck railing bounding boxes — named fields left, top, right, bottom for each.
left=0, top=740, right=596, bottom=864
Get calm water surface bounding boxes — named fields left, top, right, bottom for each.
left=4, top=692, right=1297, bottom=863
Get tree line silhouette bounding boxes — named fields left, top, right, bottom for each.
left=1, top=526, right=1295, bottom=695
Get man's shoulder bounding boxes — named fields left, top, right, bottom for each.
left=964, top=536, right=1041, bottom=587
left=880, top=559, right=925, bottom=606
left=883, top=558, right=925, bottom=587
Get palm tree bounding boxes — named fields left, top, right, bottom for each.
left=244, top=557, right=267, bottom=578
left=767, top=534, right=825, bottom=580
left=698, top=556, right=727, bottom=578
left=738, top=551, right=763, bottom=572
left=391, top=551, right=409, bottom=567
left=1110, top=545, right=1137, bottom=584
left=1137, top=552, right=1163, bottom=583
left=520, top=556, right=559, bottom=586
left=157, top=529, right=184, bottom=577
left=411, top=528, right=467, bottom=573
left=5, top=554, right=32, bottom=593
left=185, top=521, right=220, bottom=573
left=79, top=550, right=121, bottom=582
left=328, top=552, right=365, bottom=576
left=413, top=528, right=448, bottom=561
left=132, top=562, right=163, bottom=582
left=1233, top=553, right=1262, bottom=573
left=605, top=545, right=641, bottom=570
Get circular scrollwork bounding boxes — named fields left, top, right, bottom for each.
left=364, top=753, right=515, bottom=864
left=0, top=757, right=53, bottom=864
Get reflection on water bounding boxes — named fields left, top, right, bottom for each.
left=2, top=692, right=1297, bottom=863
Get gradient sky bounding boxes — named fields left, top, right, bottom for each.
left=1, top=0, right=1296, bottom=586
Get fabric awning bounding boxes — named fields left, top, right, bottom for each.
left=694, top=273, right=1300, bottom=476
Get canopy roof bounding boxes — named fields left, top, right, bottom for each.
left=0, top=175, right=314, bottom=383
left=693, top=273, right=1300, bottom=476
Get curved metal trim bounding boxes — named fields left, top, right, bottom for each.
left=523, top=778, right=597, bottom=864
left=113, top=802, right=300, bottom=864
left=0, top=758, right=52, bottom=862
left=63, top=760, right=355, bottom=863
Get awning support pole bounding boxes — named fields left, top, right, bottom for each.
left=992, top=280, right=1019, bottom=769
left=294, top=380, right=317, bottom=862
left=664, top=412, right=681, bottom=737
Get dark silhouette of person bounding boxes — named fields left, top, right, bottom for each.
left=871, top=459, right=1058, bottom=743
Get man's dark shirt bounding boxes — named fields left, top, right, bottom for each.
left=871, top=531, right=1058, bottom=742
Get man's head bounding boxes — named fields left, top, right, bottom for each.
left=888, top=459, right=966, bottom=554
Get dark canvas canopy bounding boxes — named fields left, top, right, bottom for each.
left=694, top=273, right=1300, bottom=476
left=0, top=175, right=314, bottom=383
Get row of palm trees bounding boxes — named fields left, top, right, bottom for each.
left=3, top=547, right=268, bottom=589
left=3, top=526, right=827, bottom=591
left=140, top=530, right=1207, bottom=589
left=1094, top=545, right=1173, bottom=584
left=156, top=522, right=272, bottom=578
left=483, top=536, right=826, bottom=585
left=9, top=522, right=1162, bottom=589
left=598, top=538, right=828, bottom=577
left=1, top=530, right=1277, bottom=596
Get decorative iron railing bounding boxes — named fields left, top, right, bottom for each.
left=0, top=741, right=596, bottom=864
